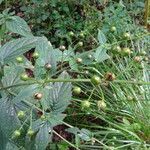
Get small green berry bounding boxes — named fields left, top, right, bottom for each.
left=69, top=31, right=74, bottom=37
left=16, top=56, right=23, bottom=63
left=81, top=100, right=91, bottom=108
left=27, top=129, right=34, bottom=137
left=40, top=115, right=46, bottom=120
left=88, top=54, right=92, bottom=59
left=73, top=86, right=81, bottom=95
left=79, top=32, right=84, bottom=38
left=111, top=26, right=116, bottom=32
left=78, top=42, right=83, bottom=47
left=97, top=100, right=106, bottom=110
left=59, top=45, right=66, bottom=51
left=91, top=75, right=101, bottom=85
left=76, top=58, right=83, bottom=64
left=122, top=47, right=131, bottom=55
left=13, top=130, right=21, bottom=138
left=123, top=32, right=131, bottom=39
left=17, top=111, right=25, bottom=119
left=33, top=52, right=39, bottom=59
left=20, top=73, right=29, bottom=81
left=113, top=46, right=121, bottom=54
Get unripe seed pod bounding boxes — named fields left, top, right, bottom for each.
left=79, top=32, right=84, bottom=38
left=122, top=47, right=131, bottom=55
left=78, top=41, right=83, bottom=47
left=17, top=111, right=25, bottom=119
left=20, top=73, right=29, bottom=81
left=41, top=115, right=46, bottom=120
left=104, top=72, right=116, bottom=81
left=27, top=129, right=34, bottom=136
left=34, top=93, right=43, bottom=100
left=123, top=32, right=131, bottom=39
left=16, top=56, right=23, bottom=63
left=97, top=100, right=106, bottom=110
left=81, top=100, right=91, bottom=108
left=140, top=51, right=146, bottom=56
left=69, top=31, right=74, bottom=36
left=127, top=96, right=134, bottom=101
left=88, top=54, right=92, bottom=59
left=59, top=45, right=66, bottom=51
left=76, top=58, right=83, bottom=64
left=13, top=130, right=21, bottom=138
left=73, top=86, right=81, bottom=95
left=45, top=63, right=52, bottom=70
left=134, top=56, right=141, bottom=63
left=91, top=75, right=101, bottom=85
left=111, top=26, right=116, bottom=32
left=33, top=52, right=39, bottom=59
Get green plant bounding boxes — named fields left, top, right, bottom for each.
left=0, top=1, right=150, bottom=149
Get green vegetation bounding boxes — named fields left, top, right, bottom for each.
left=0, top=0, right=150, bottom=149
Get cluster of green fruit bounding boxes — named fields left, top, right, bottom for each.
left=73, top=72, right=116, bottom=110
left=12, top=93, right=47, bottom=139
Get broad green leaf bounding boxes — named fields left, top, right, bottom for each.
left=0, top=0, right=3, bottom=4
left=76, top=51, right=95, bottom=65
left=0, top=97, right=21, bottom=139
left=78, top=129, right=92, bottom=141
left=69, top=58, right=78, bottom=71
left=97, top=29, right=107, bottom=45
left=94, top=46, right=109, bottom=62
left=47, top=113, right=66, bottom=127
left=63, top=46, right=75, bottom=61
left=0, top=37, right=41, bottom=65
left=6, top=142, right=20, bottom=150
left=13, top=84, right=39, bottom=104
left=34, top=37, right=60, bottom=78
left=0, top=126, right=8, bottom=150
left=6, top=16, right=33, bottom=37
left=35, top=123, right=50, bottom=150
left=1, top=65, right=24, bottom=95
left=43, top=72, right=72, bottom=113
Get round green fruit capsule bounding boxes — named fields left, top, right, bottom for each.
left=69, top=31, right=74, bottom=37
left=27, top=129, right=34, bottom=137
left=40, top=115, right=46, bottom=120
left=123, top=32, right=131, bottom=39
left=113, top=46, right=121, bottom=54
left=76, top=57, right=83, bottom=64
left=88, top=54, right=92, bottom=59
left=91, top=75, right=101, bottom=85
left=17, top=111, right=25, bottom=119
left=81, top=100, right=91, bottom=108
left=33, top=52, right=39, bottom=59
left=73, top=86, right=81, bottom=95
left=20, top=73, right=29, bottom=81
left=97, top=100, right=106, bottom=110
left=111, top=26, right=116, bottom=32
left=79, top=32, right=84, bottom=38
left=122, top=47, right=131, bottom=55
left=13, top=130, right=21, bottom=138
left=78, top=41, right=83, bottom=47
left=16, top=56, right=23, bottom=63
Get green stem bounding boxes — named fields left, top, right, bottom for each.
left=0, top=79, right=150, bottom=91
left=113, top=80, right=150, bottom=85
